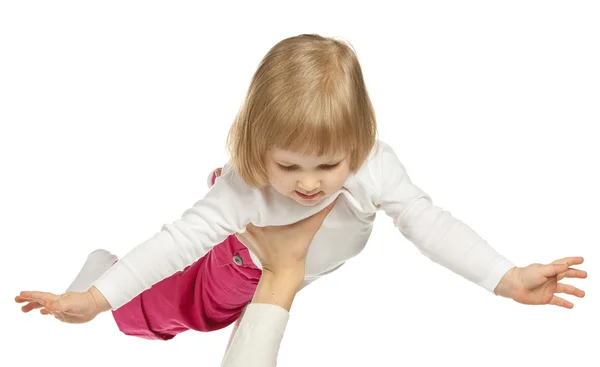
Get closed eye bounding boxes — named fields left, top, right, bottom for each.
left=276, top=162, right=342, bottom=172
left=277, top=164, right=299, bottom=171
left=319, top=162, right=341, bottom=170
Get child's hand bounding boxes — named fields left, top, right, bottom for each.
left=15, top=286, right=111, bottom=323
left=494, top=256, right=587, bottom=308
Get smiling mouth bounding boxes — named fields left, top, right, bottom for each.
left=295, top=191, right=321, bottom=200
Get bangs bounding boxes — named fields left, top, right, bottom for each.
left=265, top=90, right=355, bottom=157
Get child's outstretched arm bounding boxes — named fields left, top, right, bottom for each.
left=491, top=256, right=585, bottom=308
left=18, top=165, right=259, bottom=319
left=373, top=142, right=586, bottom=308
left=95, top=166, right=260, bottom=309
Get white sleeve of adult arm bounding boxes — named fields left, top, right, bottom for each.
left=221, top=303, right=290, bottom=367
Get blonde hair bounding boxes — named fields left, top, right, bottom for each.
left=226, top=34, right=377, bottom=187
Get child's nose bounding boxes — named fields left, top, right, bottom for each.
left=297, top=177, right=321, bottom=192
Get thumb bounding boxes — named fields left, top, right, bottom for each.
left=324, top=198, right=337, bottom=212
left=318, top=198, right=338, bottom=217
left=304, top=198, right=338, bottom=225
left=45, top=299, right=64, bottom=312
left=539, top=262, right=569, bottom=278
left=45, top=295, right=73, bottom=313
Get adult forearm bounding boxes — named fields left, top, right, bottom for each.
left=251, top=269, right=304, bottom=312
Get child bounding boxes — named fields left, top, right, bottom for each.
left=17, top=34, right=586, bottom=341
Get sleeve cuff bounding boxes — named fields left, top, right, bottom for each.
left=92, top=260, right=144, bottom=310
left=479, top=258, right=517, bottom=294
left=239, top=303, right=290, bottom=335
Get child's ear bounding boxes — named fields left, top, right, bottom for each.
left=215, top=168, right=222, bottom=178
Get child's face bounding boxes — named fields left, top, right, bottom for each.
left=265, top=148, right=350, bottom=206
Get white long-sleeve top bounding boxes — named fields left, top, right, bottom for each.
left=93, top=140, right=516, bottom=309
left=221, top=303, right=290, bottom=367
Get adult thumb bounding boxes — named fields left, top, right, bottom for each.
left=324, top=198, right=338, bottom=212
left=305, top=198, right=338, bottom=225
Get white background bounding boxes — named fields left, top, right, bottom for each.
left=1, top=1, right=598, bottom=366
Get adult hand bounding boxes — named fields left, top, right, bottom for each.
left=236, top=198, right=337, bottom=310
left=236, top=199, right=337, bottom=279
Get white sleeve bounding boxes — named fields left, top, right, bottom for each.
left=221, top=304, right=290, bottom=367
left=374, top=142, right=516, bottom=293
left=93, top=166, right=258, bottom=309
